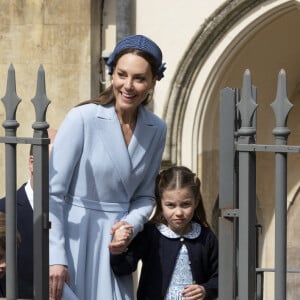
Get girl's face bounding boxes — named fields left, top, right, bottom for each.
left=112, top=53, right=156, bottom=114
left=161, top=187, right=198, bottom=235
left=0, top=248, right=6, bottom=279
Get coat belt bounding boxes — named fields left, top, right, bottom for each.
left=65, top=195, right=129, bottom=212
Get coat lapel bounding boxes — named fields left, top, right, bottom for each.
left=128, top=106, right=158, bottom=170
left=95, top=104, right=132, bottom=194
left=95, top=104, right=159, bottom=193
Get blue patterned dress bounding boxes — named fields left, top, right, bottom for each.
left=156, top=223, right=201, bottom=300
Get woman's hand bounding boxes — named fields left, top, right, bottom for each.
left=109, top=221, right=133, bottom=254
left=49, top=264, right=70, bottom=300
left=182, top=284, right=206, bottom=300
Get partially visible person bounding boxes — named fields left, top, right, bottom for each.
left=0, top=129, right=56, bottom=298
left=0, top=212, right=21, bottom=295
left=0, top=212, right=6, bottom=281
left=49, top=34, right=167, bottom=300
left=110, top=166, right=219, bottom=300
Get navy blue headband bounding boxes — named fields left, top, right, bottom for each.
left=106, top=35, right=166, bottom=81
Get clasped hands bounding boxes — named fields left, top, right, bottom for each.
left=109, top=220, right=134, bottom=254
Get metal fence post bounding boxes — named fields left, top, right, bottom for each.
left=1, top=64, right=21, bottom=299
left=270, top=69, right=292, bottom=300
left=219, top=87, right=238, bottom=299
left=237, top=70, right=257, bottom=299
left=31, top=65, right=51, bottom=300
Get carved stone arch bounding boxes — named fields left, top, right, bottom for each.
left=162, top=0, right=300, bottom=168
left=162, top=0, right=266, bottom=166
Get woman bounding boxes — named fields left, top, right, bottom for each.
left=49, top=35, right=167, bottom=300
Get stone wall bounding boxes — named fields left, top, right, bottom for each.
left=0, top=0, right=98, bottom=193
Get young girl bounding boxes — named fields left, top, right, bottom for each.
left=110, top=166, right=218, bottom=300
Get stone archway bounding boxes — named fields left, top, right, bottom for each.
left=162, top=0, right=267, bottom=167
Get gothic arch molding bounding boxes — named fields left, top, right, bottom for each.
left=162, top=0, right=300, bottom=168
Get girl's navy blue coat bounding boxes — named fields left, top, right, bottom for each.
left=110, top=222, right=218, bottom=300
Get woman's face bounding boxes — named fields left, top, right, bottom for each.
left=112, top=53, right=156, bottom=113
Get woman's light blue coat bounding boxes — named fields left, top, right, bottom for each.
left=49, top=103, right=167, bottom=300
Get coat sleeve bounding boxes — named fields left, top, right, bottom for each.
left=202, top=230, right=219, bottom=300
left=122, top=122, right=167, bottom=237
left=49, top=108, right=84, bottom=266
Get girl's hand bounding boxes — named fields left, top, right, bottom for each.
left=182, top=284, right=206, bottom=300
left=49, top=265, right=70, bottom=300
left=109, top=221, right=133, bottom=254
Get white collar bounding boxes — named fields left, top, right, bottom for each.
left=25, top=180, right=34, bottom=209
left=156, top=222, right=201, bottom=239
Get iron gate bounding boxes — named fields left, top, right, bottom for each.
left=219, top=69, right=300, bottom=299
left=2, top=66, right=299, bottom=299
left=0, top=64, right=50, bottom=299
